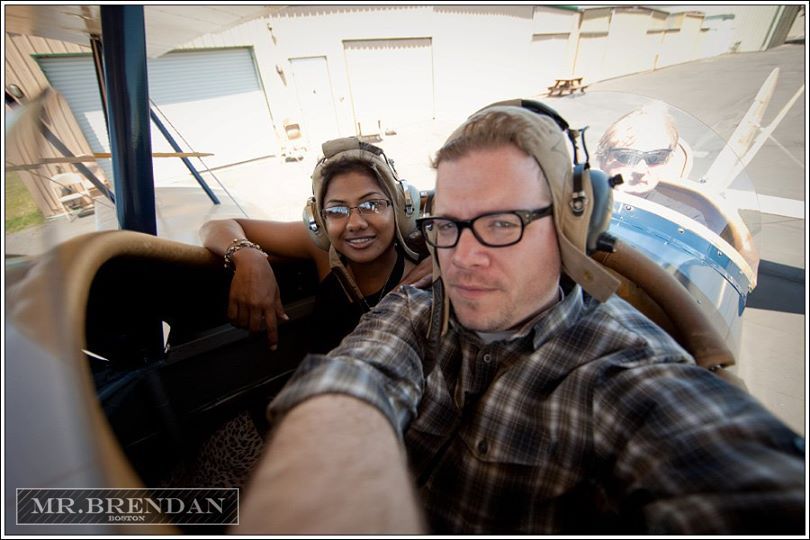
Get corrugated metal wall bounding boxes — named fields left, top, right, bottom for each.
left=5, top=33, right=107, bottom=217
left=38, top=48, right=278, bottom=184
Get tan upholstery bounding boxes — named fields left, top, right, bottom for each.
left=6, top=230, right=216, bottom=533
left=593, top=239, right=746, bottom=390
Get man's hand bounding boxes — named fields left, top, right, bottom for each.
left=398, top=258, right=433, bottom=289
left=227, top=248, right=289, bottom=349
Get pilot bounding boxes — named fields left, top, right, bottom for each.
left=236, top=101, right=804, bottom=534
left=595, top=103, right=682, bottom=195
left=595, top=103, right=759, bottom=274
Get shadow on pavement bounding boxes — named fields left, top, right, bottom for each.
left=746, top=260, right=806, bottom=314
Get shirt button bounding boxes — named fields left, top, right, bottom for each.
left=482, top=353, right=492, bottom=364
left=477, top=439, right=489, bottom=455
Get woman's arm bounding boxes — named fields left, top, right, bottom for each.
left=200, top=218, right=322, bottom=261
left=199, top=219, right=328, bottom=348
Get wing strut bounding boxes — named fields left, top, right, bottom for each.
left=92, top=19, right=221, bottom=208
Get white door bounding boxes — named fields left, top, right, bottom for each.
left=288, top=56, right=340, bottom=151
left=530, top=34, right=571, bottom=95
left=38, top=48, right=277, bottom=185
left=344, top=38, right=434, bottom=136
left=572, top=33, right=609, bottom=85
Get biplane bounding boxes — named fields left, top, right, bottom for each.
left=4, top=4, right=795, bottom=534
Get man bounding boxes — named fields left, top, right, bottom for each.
left=593, top=104, right=715, bottom=228
left=237, top=103, right=804, bottom=534
left=595, top=103, right=760, bottom=277
left=595, top=103, right=683, bottom=196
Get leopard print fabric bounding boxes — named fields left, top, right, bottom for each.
left=162, top=410, right=266, bottom=489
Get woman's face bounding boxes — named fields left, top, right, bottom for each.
left=322, top=170, right=396, bottom=264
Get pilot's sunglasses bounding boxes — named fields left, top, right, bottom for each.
left=417, top=206, right=553, bottom=248
left=608, top=148, right=673, bottom=167
left=323, top=199, right=391, bottom=220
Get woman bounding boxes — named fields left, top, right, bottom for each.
left=178, top=138, right=431, bottom=489
left=200, top=137, right=431, bottom=353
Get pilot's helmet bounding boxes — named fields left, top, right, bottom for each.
left=427, top=101, right=619, bottom=334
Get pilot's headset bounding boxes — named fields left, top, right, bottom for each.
left=304, top=136, right=422, bottom=260
left=427, top=98, right=621, bottom=337
left=489, top=99, right=619, bottom=255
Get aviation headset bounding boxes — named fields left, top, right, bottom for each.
left=483, top=98, right=617, bottom=255
left=303, top=136, right=422, bottom=261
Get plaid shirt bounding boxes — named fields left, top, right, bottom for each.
left=268, top=283, right=805, bottom=534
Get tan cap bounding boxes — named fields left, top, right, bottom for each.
left=429, top=102, right=619, bottom=334
left=310, top=137, right=420, bottom=303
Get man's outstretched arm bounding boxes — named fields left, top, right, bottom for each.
left=235, top=394, right=425, bottom=534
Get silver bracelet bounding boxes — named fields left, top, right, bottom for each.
left=223, top=238, right=267, bottom=269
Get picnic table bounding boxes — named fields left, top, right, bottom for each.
left=547, top=77, right=588, bottom=96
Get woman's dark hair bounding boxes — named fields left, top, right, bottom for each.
left=319, top=158, right=386, bottom=201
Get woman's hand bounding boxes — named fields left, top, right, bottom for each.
left=398, top=258, right=433, bottom=289
left=228, top=248, right=289, bottom=350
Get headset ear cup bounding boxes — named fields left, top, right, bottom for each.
left=584, top=168, right=614, bottom=253
left=573, top=164, right=581, bottom=209
left=398, top=181, right=421, bottom=236
left=302, top=197, right=331, bottom=251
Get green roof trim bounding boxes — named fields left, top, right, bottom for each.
left=30, top=52, right=92, bottom=59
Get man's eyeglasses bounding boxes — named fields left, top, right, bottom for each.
left=322, top=199, right=391, bottom=220
left=417, top=206, right=553, bottom=248
left=607, top=148, right=673, bottom=167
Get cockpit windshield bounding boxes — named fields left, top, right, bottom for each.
left=550, top=91, right=762, bottom=281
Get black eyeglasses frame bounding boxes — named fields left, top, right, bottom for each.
left=417, top=205, right=553, bottom=249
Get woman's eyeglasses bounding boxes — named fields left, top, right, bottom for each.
left=417, top=206, right=553, bottom=248
left=607, top=148, right=673, bottom=167
left=323, top=199, right=391, bottom=220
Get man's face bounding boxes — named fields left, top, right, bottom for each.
left=434, top=144, right=561, bottom=332
left=602, top=127, right=676, bottom=195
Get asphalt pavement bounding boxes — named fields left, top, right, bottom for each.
left=590, top=44, right=806, bottom=435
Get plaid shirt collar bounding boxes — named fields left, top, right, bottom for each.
left=444, top=282, right=585, bottom=410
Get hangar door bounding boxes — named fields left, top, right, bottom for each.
left=344, top=38, right=434, bottom=137
left=289, top=56, right=340, bottom=151
left=530, top=34, right=571, bottom=95
left=572, top=33, right=609, bottom=85
left=38, top=48, right=277, bottom=185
